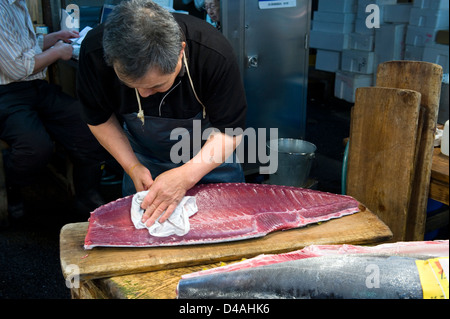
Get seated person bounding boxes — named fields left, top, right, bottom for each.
left=0, top=0, right=108, bottom=218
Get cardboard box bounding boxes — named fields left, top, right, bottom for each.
left=310, top=30, right=351, bottom=51
left=413, top=0, right=449, bottom=10
left=349, top=33, right=374, bottom=51
left=341, top=50, right=376, bottom=74
left=312, top=20, right=354, bottom=33
left=375, top=24, right=407, bottom=63
left=383, top=3, right=412, bottom=23
left=315, top=50, right=341, bottom=72
left=318, top=0, right=356, bottom=13
left=406, top=25, right=437, bottom=47
left=313, top=11, right=356, bottom=24
left=334, top=71, right=373, bottom=103
left=404, top=45, right=424, bottom=61
left=355, top=18, right=375, bottom=35
left=409, top=7, right=449, bottom=29
left=423, top=44, right=449, bottom=73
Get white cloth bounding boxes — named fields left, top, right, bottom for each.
left=131, top=191, right=198, bottom=237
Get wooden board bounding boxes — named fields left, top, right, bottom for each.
left=346, top=87, right=421, bottom=242
left=376, top=61, right=443, bottom=241
left=60, top=206, right=392, bottom=281
left=72, top=263, right=224, bottom=299
left=430, top=147, right=449, bottom=205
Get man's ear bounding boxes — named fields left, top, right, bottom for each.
left=180, top=41, right=186, bottom=58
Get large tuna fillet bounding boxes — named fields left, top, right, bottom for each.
left=84, top=183, right=360, bottom=249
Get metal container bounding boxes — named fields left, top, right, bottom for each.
left=267, top=138, right=316, bottom=187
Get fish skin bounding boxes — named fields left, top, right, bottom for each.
left=84, top=183, right=360, bottom=249
left=176, top=255, right=424, bottom=299
left=181, top=240, right=449, bottom=279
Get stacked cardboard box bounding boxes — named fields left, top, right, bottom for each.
left=310, top=0, right=356, bottom=73
left=310, top=0, right=449, bottom=103
left=405, top=0, right=449, bottom=73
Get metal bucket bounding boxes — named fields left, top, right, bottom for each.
left=267, top=138, right=316, bottom=187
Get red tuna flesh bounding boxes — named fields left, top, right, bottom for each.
left=84, top=183, right=360, bottom=249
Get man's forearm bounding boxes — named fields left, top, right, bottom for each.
left=181, top=132, right=242, bottom=186
left=88, top=115, right=141, bottom=175
left=32, top=47, right=60, bottom=74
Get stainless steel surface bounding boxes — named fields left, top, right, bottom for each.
left=222, top=0, right=312, bottom=173
left=267, top=138, right=316, bottom=187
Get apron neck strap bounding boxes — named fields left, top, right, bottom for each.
left=133, top=52, right=207, bottom=125
left=135, top=88, right=145, bottom=125
left=183, top=51, right=206, bottom=119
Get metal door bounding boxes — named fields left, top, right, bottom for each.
left=222, top=0, right=312, bottom=173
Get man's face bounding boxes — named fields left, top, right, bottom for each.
left=115, top=45, right=185, bottom=98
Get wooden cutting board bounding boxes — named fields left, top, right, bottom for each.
left=376, top=61, right=443, bottom=241
left=346, top=87, right=421, bottom=242
left=60, top=206, right=392, bottom=281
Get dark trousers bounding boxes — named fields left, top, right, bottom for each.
left=0, top=80, right=107, bottom=196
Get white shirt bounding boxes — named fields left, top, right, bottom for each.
left=0, top=0, right=46, bottom=85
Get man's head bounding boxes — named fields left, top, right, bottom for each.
left=103, top=0, right=184, bottom=95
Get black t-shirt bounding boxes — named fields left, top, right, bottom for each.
left=77, top=13, right=247, bottom=133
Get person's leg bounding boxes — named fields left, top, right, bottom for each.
left=0, top=82, right=54, bottom=217
left=35, top=81, right=109, bottom=213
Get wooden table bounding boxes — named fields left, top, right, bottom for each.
left=61, top=207, right=392, bottom=299
left=430, top=147, right=449, bottom=206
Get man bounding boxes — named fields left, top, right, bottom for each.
left=0, top=0, right=107, bottom=217
left=77, top=0, right=247, bottom=228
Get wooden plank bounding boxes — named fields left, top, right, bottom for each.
left=70, top=262, right=226, bottom=299
left=430, top=148, right=449, bottom=205
left=431, top=147, right=449, bottom=185
left=26, top=0, right=44, bottom=25
left=60, top=206, right=392, bottom=281
left=377, top=61, right=443, bottom=241
left=346, top=87, right=421, bottom=242
left=429, top=179, right=449, bottom=206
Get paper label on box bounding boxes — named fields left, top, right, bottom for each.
left=415, top=257, right=449, bottom=299
left=259, top=0, right=296, bottom=9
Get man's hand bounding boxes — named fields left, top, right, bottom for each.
left=55, top=30, right=80, bottom=43
left=42, top=30, right=79, bottom=50
left=140, top=166, right=194, bottom=227
left=129, top=163, right=153, bottom=192
left=52, top=40, right=74, bottom=60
